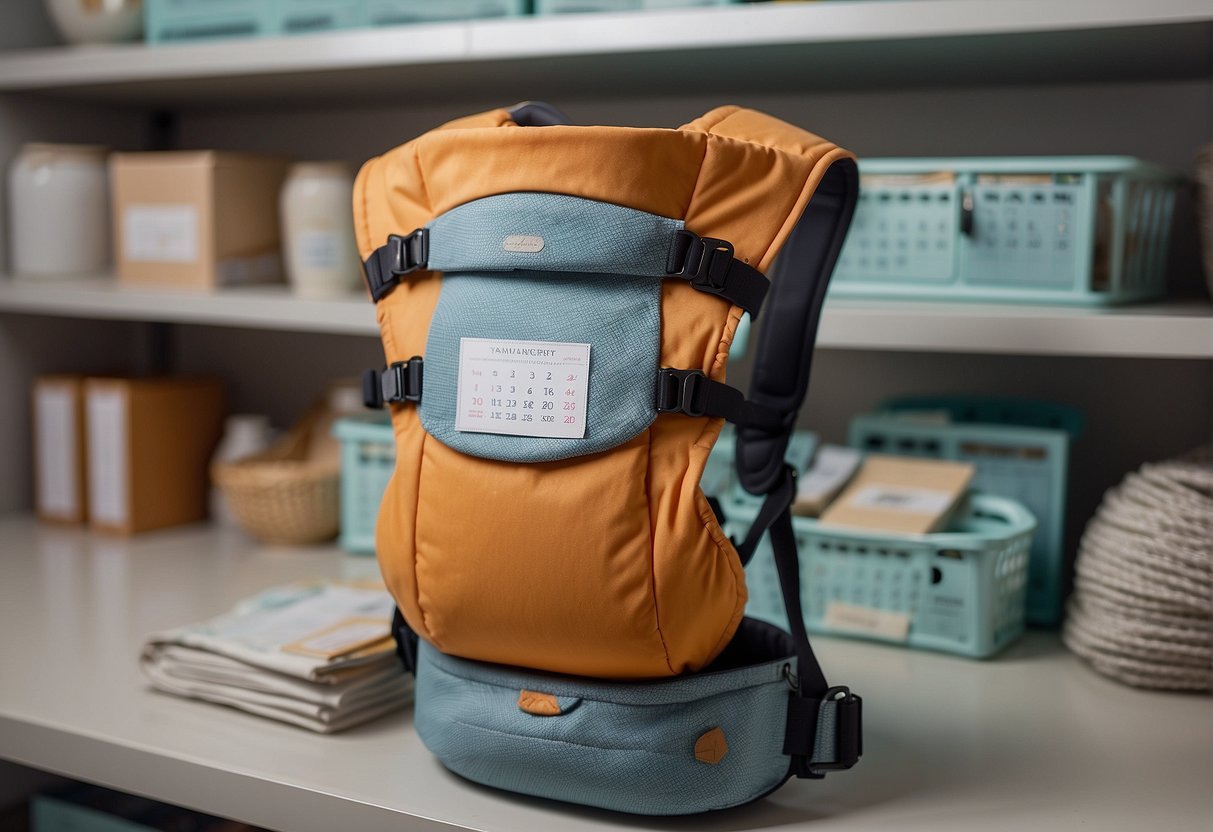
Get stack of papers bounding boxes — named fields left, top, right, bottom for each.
left=140, top=581, right=412, bottom=732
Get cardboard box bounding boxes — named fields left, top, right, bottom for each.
left=111, top=151, right=288, bottom=288
left=818, top=454, right=975, bottom=535
left=32, top=375, right=88, bottom=524
left=85, top=376, right=225, bottom=534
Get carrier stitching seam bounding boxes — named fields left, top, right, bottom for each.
left=413, top=425, right=441, bottom=650
left=451, top=719, right=687, bottom=760
left=646, top=427, right=677, bottom=675
left=431, top=658, right=779, bottom=704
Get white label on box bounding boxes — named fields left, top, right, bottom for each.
left=796, top=445, right=862, bottom=503
left=35, top=385, right=77, bottom=517
left=216, top=252, right=282, bottom=286
left=124, top=204, right=199, bottom=263
left=848, top=484, right=954, bottom=515
left=824, top=601, right=911, bottom=641
left=86, top=388, right=128, bottom=527
left=455, top=338, right=590, bottom=439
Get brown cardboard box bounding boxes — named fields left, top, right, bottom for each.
left=85, top=377, right=225, bottom=534
left=111, top=152, right=288, bottom=288
left=32, top=375, right=88, bottom=524
left=818, top=454, right=975, bottom=535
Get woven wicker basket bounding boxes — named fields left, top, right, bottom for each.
left=212, top=407, right=341, bottom=545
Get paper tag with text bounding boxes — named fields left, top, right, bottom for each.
left=456, top=338, right=590, bottom=439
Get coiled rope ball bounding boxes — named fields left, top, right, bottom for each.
left=1063, top=448, right=1212, bottom=692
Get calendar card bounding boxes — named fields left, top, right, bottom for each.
left=456, top=338, right=591, bottom=439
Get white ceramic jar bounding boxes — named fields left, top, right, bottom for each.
left=8, top=143, right=111, bottom=276
left=44, top=0, right=143, bottom=45
left=279, top=162, right=361, bottom=298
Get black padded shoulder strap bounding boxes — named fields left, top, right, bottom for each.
left=736, top=159, right=859, bottom=495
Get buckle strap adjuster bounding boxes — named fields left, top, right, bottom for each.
left=363, top=228, right=430, bottom=302
left=382, top=357, right=424, bottom=404
left=667, top=230, right=734, bottom=293
left=655, top=368, right=706, bottom=417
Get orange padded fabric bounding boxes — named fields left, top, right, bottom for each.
left=355, top=106, right=853, bottom=679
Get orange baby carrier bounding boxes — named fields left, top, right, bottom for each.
left=355, top=103, right=862, bottom=813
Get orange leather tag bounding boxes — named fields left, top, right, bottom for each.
left=694, top=727, right=729, bottom=765
left=517, top=690, right=562, bottom=716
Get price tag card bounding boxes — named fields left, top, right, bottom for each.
left=456, top=338, right=591, bottom=439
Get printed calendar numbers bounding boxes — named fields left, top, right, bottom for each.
left=456, top=338, right=590, bottom=439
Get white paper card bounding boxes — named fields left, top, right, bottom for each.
left=35, top=385, right=77, bottom=517
left=456, top=338, right=590, bottom=439
left=796, top=445, right=862, bottom=504
left=848, top=484, right=954, bottom=516
left=87, top=388, right=128, bottom=527
left=124, top=204, right=199, bottom=263
left=823, top=601, right=911, bottom=641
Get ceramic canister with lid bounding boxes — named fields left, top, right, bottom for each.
left=8, top=143, right=111, bottom=276
left=279, top=162, right=361, bottom=297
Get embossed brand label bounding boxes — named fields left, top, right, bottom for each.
left=503, top=234, right=544, bottom=253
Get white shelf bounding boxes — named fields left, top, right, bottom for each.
left=2, top=274, right=1211, bottom=358
left=0, top=0, right=1209, bottom=104
left=0, top=276, right=374, bottom=336
left=1, top=515, right=1210, bottom=832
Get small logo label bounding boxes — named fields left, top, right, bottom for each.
left=503, top=234, right=544, bottom=253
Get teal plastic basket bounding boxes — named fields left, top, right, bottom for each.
left=832, top=156, right=1181, bottom=305
left=848, top=396, right=1082, bottom=627
left=367, top=0, right=529, bottom=25
left=147, top=0, right=365, bottom=42
left=536, top=0, right=733, bottom=12
left=723, top=493, right=1036, bottom=659
left=333, top=414, right=395, bottom=555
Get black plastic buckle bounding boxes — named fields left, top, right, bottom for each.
left=812, top=686, right=863, bottom=773
left=362, top=368, right=384, bottom=409
left=667, top=230, right=734, bottom=294
left=364, top=228, right=430, bottom=302
left=380, top=357, right=423, bottom=404
left=655, top=368, right=706, bottom=417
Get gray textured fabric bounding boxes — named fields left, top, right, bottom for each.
left=427, top=192, right=683, bottom=276
left=420, top=270, right=659, bottom=462
left=414, top=640, right=797, bottom=815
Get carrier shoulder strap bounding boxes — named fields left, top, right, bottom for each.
left=685, top=107, right=859, bottom=496
left=687, top=107, right=862, bottom=778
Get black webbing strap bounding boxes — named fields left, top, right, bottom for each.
left=757, top=466, right=863, bottom=777
left=362, top=358, right=423, bottom=409
left=736, top=159, right=860, bottom=495
left=655, top=368, right=782, bottom=431
left=391, top=607, right=419, bottom=675
left=665, top=230, right=770, bottom=319
left=362, top=225, right=769, bottom=317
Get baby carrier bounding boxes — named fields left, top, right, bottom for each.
left=356, top=102, right=862, bottom=815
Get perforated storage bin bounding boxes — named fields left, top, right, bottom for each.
left=536, top=0, right=732, bottom=12
left=848, top=397, right=1082, bottom=628
left=333, top=414, right=395, bottom=555
left=367, top=0, right=529, bottom=25
left=832, top=157, right=1180, bottom=305
left=147, top=0, right=365, bottom=42
left=723, top=493, right=1036, bottom=658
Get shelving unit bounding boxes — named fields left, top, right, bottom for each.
left=2, top=275, right=1211, bottom=358
left=0, top=0, right=1209, bottom=103
left=1, top=0, right=1211, bottom=827
left=1, top=516, right=1210, bottom=832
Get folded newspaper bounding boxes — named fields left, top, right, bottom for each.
left=140, top=581, right=412, bottom=733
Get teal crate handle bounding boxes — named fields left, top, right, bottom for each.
left=931, top=493, right=1038, bottom=545
left=881, top=395, right=1085, bottom=439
